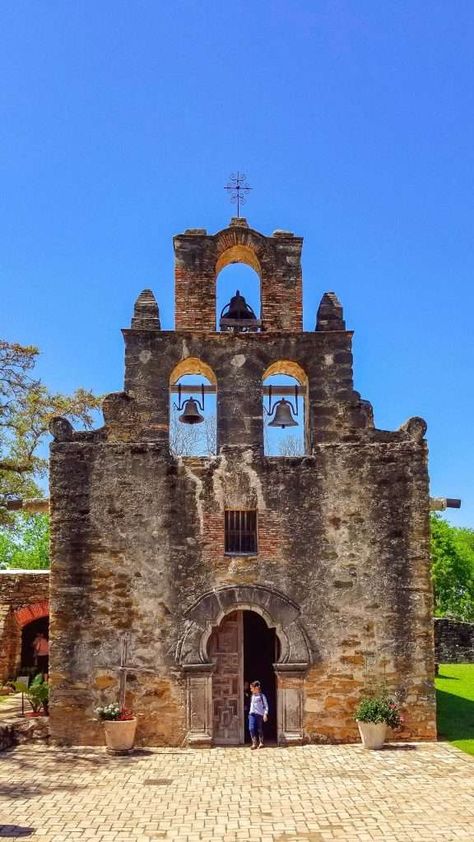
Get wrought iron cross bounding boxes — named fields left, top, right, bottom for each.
left=225, top=172, right=252, bottom=217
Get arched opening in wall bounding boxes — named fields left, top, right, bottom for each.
left=216, top=249, right=261, bottom=332
left=169, top=358, right=217, bottom=457
left=263, top=362, right=309, bottom=456
left=208, top=609, right=278, bottom=745
left=21, top=616, right=49, bottom=676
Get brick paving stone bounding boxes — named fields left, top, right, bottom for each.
left=0, top=743, right=473, bottom=840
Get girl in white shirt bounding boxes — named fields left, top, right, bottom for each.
left=248, top=681, right=269, bottom=749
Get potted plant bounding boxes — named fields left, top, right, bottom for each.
left=355, top=695, right=401, bottom=749
left=95, top=703, right=137, bottom=755
left=13, top=674, right=49, bottom=717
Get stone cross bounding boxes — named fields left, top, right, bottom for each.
left=113, top=633, right=156, bottom=709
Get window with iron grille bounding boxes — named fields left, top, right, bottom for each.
left=224, top=510, right=258, bottom=555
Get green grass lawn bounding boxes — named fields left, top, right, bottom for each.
left=435, top=664, right=474, bottom=756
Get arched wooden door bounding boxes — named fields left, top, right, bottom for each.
left=208, top=609, right=278, bottom=745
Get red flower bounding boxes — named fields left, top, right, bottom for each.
left=118, top=707, right=134, bottom=721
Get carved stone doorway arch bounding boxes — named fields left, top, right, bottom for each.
left=177, top=585, right=311, bottom=746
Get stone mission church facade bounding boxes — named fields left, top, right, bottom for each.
left=48, top=218, right=436, bottom=746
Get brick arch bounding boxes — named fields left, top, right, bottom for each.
left=262, top=360, right=308, bottom=387
left=14, top=599, right=49, bottom=628
left=215, top=243, right=262, bottom=277
left=174, top=222, right=303, bottom=332
left=169, top=357, right=217, bottom=386
left=176, top=585, right=311, bottom=667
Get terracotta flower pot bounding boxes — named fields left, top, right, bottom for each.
left=102, top=718, right=137, bottom=755
left=357, top=720, right=387, bottom=750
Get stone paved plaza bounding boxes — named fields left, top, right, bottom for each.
left=0, top=743, right=473, bottom=841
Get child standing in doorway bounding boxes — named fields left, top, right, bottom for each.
left=248, top=680, right=269, bottom=749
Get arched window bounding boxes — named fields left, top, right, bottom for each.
left=216, top=248, right=261, bottom=332
left=262, top=362, right=308, bottom=456
left=169, top=359, right=217, bottom=457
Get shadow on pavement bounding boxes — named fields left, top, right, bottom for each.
left=0, top=781, right=86, bottom=800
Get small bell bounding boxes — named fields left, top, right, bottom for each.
left=268, top=399, right=298, bottom=429
left=219, top=289, right=259, bottom=331
left=223, top=290, right=257, bottom=321
left=179, top=397, right=204, bottom=425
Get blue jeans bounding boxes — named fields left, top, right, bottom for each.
left=248, top=713, right=264, bottom=741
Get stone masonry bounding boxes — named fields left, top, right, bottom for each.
left=0, top=570, right=49, bottom=683
left=48, top=218, right=436, bottom=747
left=434, top=617, right=474, bottom=664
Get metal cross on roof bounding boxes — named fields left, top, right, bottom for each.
left=225, top=171, right=252, bottom=217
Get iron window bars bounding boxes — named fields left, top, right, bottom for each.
left=224, top=510, right=258, bottom=555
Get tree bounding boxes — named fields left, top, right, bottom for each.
left=277, top=434, right=304, bottom=456
left=169, top=411, right=216, bottom=456
left=0, top=511, right=49, bottom=569
left=431, top=514, right=474, bottom=622
left=169, top=411, right=202, bottom=456
left=0, top=339, right=101, bottom=521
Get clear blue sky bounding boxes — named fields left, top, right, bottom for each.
left=1, top=1, right=473, bottom=525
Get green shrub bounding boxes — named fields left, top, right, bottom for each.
left=355, top=696, right=401, bottom=728
left=13, top=673, right=49, bottom=714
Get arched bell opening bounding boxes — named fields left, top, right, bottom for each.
left=216, top=257, right=261, bottom=333
left=169, top=358, right=217, bottom=457
left=207, top=609, right=280, bottom=745
left=262, top=361, right=309, bottom=456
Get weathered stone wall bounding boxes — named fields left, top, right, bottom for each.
left=434, top=618, right=474, bottom=664
left=0, top=571, right=49, bottom=682
left=49, top=437, right=435, bottom=745
left=48, top=220, right=436, bottom=747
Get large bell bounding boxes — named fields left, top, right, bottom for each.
left=268, top=399, right=298, bottom=429
left=221, top=290, right=257, bottom=321
left=179, top=397, right=204, bottom=425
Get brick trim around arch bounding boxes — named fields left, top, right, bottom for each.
left=14, top=599, right=49, bottom=628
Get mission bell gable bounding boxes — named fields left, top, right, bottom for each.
left=48, top=217, right=436, bottom=747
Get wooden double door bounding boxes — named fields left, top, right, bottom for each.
left=208, top=610, right=277, bottom=745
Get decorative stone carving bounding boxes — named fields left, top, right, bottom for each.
left=49, top=416, right=74, bottom=441
left=316, top=292, right=346, bottom=331
left=131, top=289, right=161, bottom=330
left=274, top=663, right=306, bottom=745
left=102, top=392, right=140, bottom=439
left=183, top=663, right=214, bottom=747
left=400, top=416, right=428, bottom=441
left=177, top=585, right=312, bottom=667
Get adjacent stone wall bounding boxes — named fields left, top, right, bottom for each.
left=0, top=571, right=49, bottom=682
left=434, top=618, right=474, bottom=664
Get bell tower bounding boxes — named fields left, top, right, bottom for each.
left=173, top=218, right=303, bottom=332
left=49, top=213, right=435, bottom=751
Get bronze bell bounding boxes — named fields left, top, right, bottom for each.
left=220, top=289, right=260, bottom=332
left=179, top=397, right=204, bottom=425
left=268, top=399, right=298, bottom=429
left=223, top=289, right=257, bottom=321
